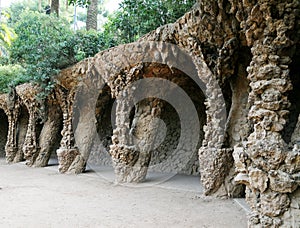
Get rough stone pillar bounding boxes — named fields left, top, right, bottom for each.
left=71, top=82, right=99, bottom=174
left=5, top=90, right=21, bottom=163
left=22, top=103, right=39, bottom=166
left=34, top=98, right=62, bottom=167
left=233, top=0, right=300, bottom=226
left=110, top=89, right=137, bottom=182
left=199, top=73, right=233, bottom=196
left=56, top=87, right=82, bottom=173
left=110, top=88, right=162, bottom=182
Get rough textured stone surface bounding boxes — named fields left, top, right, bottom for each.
left=0, top=0, right=299, bottom=226
left=232, top=0, right=300, bottom=226
left=15, top=84, right=41, bottom=166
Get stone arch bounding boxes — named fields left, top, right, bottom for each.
left=133, top=63, right=207, bottom=175
left=74, top=41, right=228, bottom=191
left=86, top=64, right=207, bottom=176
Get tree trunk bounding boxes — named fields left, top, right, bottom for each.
left=38, top=0, right=42, bottom=12
left=86, top=0, right=98, bottom=31
left=51, top=0, right=59, bottom=17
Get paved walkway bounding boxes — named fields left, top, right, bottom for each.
left=0, top=159, right=248, bottom=227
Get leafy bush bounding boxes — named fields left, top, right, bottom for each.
left=10, top=11, right=75, bottom=96
left=0, top=0, right=196, bottom=96
left=0, top=64, right=28, bottom=93
left=7, top=10, right=114, bottom=97
left=104, top=0, right=196, bottom=44
left=73, top=30, right=103, bottom=61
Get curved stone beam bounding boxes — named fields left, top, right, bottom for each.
left=71, top=82, right=99, bottom=174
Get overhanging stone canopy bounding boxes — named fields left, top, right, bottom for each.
left=0, top=0, right=299, bottom=227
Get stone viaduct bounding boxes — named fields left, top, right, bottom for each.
left=0, top=0, right=299, bottom=226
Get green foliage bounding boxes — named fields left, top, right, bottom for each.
left=6, top=10, right=112, bottom=95
left=8, top=0, right=47, bottom=25
left=0, top=64, right=27, bottom=93
left=0, top=12, right=17, bottom=58
left=10, top=11, right=75, bottom=97
left=0, top=23, right=16, bottom=57
left=73, top=30, right=103, bottom=61
left=8, top=0, right=75, bottom=26
left=0, top=0, right=196, bottom=96
left=104, top=0, right=196, bottom=44
left=68, top=0, right=91, bottom=7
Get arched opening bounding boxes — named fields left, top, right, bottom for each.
left=86, top=41, right=227, bottom=189
left=15, top=105, right=29, bottom=162
left=44, top=102, right=63, bottom=166
left=136, top=63, right=206, bottom=176
left=0, top=108, right=8, bottom=159
left=87, top=64, right=206, bottom=181
left=88, top=84, right=115, bottom=167
left=48, top=118, right=63, bottom=164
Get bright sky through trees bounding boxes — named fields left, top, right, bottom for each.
left=0, top=0, right=121, bottom=12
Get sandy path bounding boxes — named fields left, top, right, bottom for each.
left=0, top=160, right=247, bottom=228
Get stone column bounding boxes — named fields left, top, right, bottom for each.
left=233, top=1, right=300, bottom=226
left=4, top=91, right=20, bottom=163
left=22, top=103, right=38, bottom=166
left=110, top=85, right=163, bottom=182
left=56, top=87, right=82, bottom=173
left=34, top=99, right=62, bottom=167
left=110, top=88, right=138, bottom=182
left=199, top=73, right=233, bottom=196
left=71, top=82, right=99, bottom=174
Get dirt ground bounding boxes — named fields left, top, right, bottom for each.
left=0, top=159, right=247, bottom=228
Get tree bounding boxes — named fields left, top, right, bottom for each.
left=86, top=0, right=97, bottom=30
left=51, top=0, right=60, bottom=16
left=104, top=0, right=196, bottom=44
left=10, top=11, right=75, bottom=96
left=68, top=0, right=90, bottom=8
